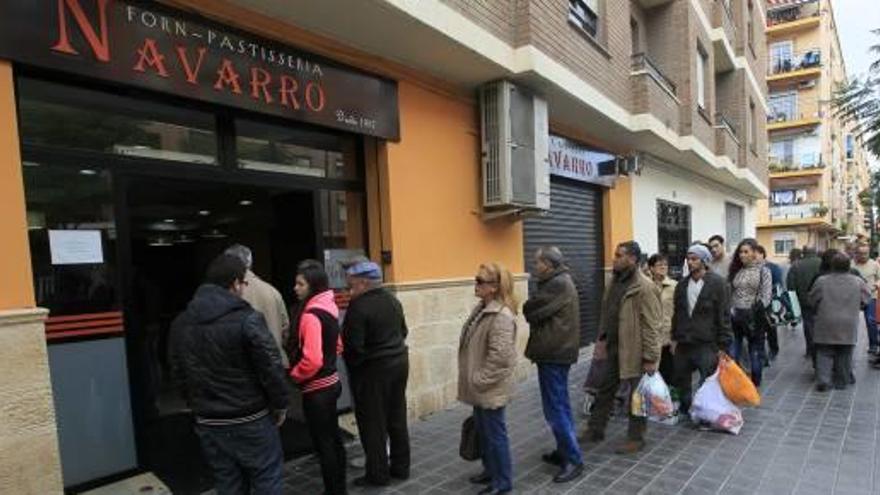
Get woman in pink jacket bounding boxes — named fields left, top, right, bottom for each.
left=291, top=259, right=346, bottom=495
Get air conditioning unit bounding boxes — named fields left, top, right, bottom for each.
left=479, top=80, right=550, bottom=216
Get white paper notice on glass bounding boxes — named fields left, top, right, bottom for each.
left=49, top=230, right=104, bottom=265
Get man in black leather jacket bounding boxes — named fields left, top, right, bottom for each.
left=169, top=253, right=289, bottom=495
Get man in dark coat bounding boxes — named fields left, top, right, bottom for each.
left=671, top=244, right=732, bottom=415
left=343, top=261, right=410, bottom=487
left=169, top=254, right=289, bottom=495
left=786, top=247, right=822, bottom=359
left=523, top=246, right=584, bottom=484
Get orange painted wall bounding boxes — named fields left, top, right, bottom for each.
left=603, top=177, right=634, bottom=267
left=382, top=81, right=524, bottom=282
left=0, top=60, right=35, bottom=309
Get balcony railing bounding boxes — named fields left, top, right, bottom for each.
left=631, top=53, right=676, bottom=96
left=767, top=94, right=821, bottom=125
left=715, top=113, right=738, bottom=137
left=768, top=202, right=827, bottom=221
left=768, top=48, right=821, bottom=76
left=768, top=150, right=822, bottom=172
left=766, top=0, right=820, bottom=28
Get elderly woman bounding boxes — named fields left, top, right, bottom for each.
left=647, top=253, right=677, bottom=385
left=809, top=251, right=871, bottom=391
left=459, top=262, right=519, bottom=495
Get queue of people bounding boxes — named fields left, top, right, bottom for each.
left=166, top=235, right=880, bottom=495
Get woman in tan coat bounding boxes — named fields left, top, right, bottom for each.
left=458, top=262, right=518, bottom=495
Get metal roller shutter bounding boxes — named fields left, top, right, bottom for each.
left=523, top=177, right=604, bottom=346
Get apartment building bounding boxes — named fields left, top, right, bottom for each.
left=0, top=1, right=766, bottom=492
left=757, top=0, right=871, bottom=258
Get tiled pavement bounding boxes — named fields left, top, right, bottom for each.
left=284, top=324, right=880, bottom=494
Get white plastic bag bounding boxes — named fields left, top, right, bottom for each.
left=690, top=370, right=744, bottom=435
left=630, top=373, right=674, bottom=420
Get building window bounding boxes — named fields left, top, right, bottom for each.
left=657, top=200, right=692, bottom=279
left=748, top=99, right=757, bottom=153
left=696, top=45, right=708, bottom=110
left=569, top=0, right=600, bottom=38
left=774, top=238, right=796, bottom=256
left=846, top=134, right=855, bottom=159
left=747, top=1, right=755, bottom=51
left=630, top=17, right=640, bottom=54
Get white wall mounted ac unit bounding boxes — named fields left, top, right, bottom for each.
left=479, top=80, right=550, bottom=217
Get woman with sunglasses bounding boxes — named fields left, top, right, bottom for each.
left=458, top=263, right=519, bottom=495
left=728, top=238, right=772, bottom=386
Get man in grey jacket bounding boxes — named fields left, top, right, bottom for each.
left=523, top=247, right=583, bottom=484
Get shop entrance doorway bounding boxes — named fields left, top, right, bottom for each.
left=123, top=176, right=316, bottom=493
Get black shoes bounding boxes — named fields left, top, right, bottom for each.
left=552, top=463, right=584, bottom=483
left=541, top=450, right=563, bottom=466
left=469, top=471, right=491, bottom=484
left=816, top=383, right=829, bottom=392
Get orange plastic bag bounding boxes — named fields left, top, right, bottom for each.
left=717, top=353, right=761, bottom=407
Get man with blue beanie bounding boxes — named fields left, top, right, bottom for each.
left=343, top=261, right=411, bottom=487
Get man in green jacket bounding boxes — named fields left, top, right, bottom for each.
left=523, top=246, right=584, bottom=484
left=786, top=247, right=821, bottom=360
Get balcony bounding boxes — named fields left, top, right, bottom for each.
left=714, top=113, right=740, bottom=166
left=630, top=53, right=680, bottom=131
left=766, top=0, right=821, bottom=35
left=765, top=202, right=830, bottom=227
left=767, top=93, right=821, bottom=131
left=767, top=48, right=822, bottom=82
left=768, top=155, right=824, bottom=180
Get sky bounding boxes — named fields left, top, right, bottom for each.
left=831, top=0, right=880, bottom=164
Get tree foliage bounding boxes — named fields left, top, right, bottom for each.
left=834, top=28, right=880, bottom=158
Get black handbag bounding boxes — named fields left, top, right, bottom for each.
left=459, top=415, right=481, bottom=461
left=747, top=269, right=772, bottom=338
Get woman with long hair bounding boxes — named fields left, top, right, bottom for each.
left=728, top=238, right=772, bottom=386
left=459, top=262, right=519, bottom=495
left=290, top=259, right=347, bottom=495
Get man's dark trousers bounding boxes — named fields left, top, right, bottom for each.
left=673, top=343, right=718, bottom=414
left=537, top=363, right=583, bottom=466
left=587, top=352, right=646, bottom=441
left=194, top=415, right=284, bottom=495
left=350, top=353, right=410, bottom=484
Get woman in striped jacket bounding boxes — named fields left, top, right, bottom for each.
left=291, top=259, right=346, bottom=495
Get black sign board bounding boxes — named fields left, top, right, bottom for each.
left=0, top=0, right=400, bottom=140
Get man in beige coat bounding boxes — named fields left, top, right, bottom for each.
left=583, top=241, right=661, bottom=454
left=225, top=245, right=291, bottom=367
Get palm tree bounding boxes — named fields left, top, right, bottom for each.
left=834, top=28, right=880, bottom=157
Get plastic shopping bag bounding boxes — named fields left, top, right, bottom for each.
left=630, top=373, right=674, bottom=420
left=717, top=353, right=761, bottom=407
left=690, top=370, right=744, bottom=435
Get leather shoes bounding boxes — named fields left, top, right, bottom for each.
left=469, top=471, right=491, bottom=484
left=579, top=426, right=605, bottom=443
left=541, top=450, right=563, bottom=466
left=477, top=488, right=510, bottom=495
left=552, top=463, right=584, bottom=483
left=614, top=440, right=645, bottom=455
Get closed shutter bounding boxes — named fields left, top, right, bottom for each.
left=524, top=177, right=604, bottom=346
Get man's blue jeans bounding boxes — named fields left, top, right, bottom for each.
left=474, top=406, right=513, bottom=492
left=865, top=299, right=878, bottom=351
left=195, top=415, right=284, bottom=495
left=537, top=363, right=583, bottom=467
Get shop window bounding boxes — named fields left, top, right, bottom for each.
left=17, top=78, right=217, bottom=165
left=23, top=164, right=119, bottom=317
left=236, top=119, right=358, bottom=179
left=319, top=190, right=365, bottom=250
left=657, top=200, right=692, bottom=279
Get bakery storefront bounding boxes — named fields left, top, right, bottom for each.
left=0, top=1, right=397, bottom=492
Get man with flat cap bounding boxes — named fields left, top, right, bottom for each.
left=672, top=243, right=732, bottom=416
left=343, top=261, right=411, bottom=487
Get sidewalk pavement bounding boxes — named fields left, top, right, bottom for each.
left=283, top=323, right=880, bottom=494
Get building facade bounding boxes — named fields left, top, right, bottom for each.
left=0, top=1, right=766, bottom=493
left=757, top=0, right=871, bottom=258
